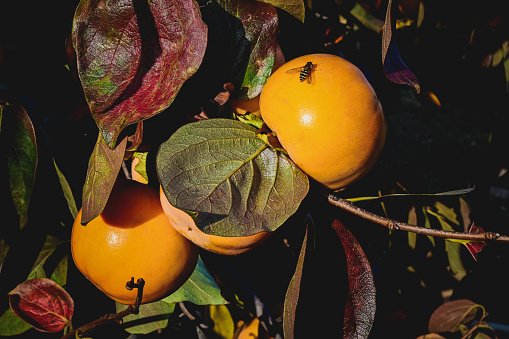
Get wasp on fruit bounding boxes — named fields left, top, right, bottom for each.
left=286, top=61, right=314, bottom=83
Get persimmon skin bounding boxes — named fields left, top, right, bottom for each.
left=71, top=180, right=199, bottom=305
left=260, top=53, right=386, bottom=190
left=159, top=187, right=272, bottom=255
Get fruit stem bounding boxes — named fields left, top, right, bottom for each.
left=59, top=278, right=146, bottom=339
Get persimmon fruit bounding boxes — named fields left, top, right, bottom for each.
left=71, top=180, right=199, bottom=304
left=259, top=53, right=386, bottom=190
left=159, top=187, right=272, bottom=255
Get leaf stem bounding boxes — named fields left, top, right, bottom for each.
left=328, top=194, right=509, bottom=242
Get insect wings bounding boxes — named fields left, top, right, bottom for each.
left=285, top=61, right=314, bottom=83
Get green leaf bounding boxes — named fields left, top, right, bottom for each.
left=218, top=0, right=278, bottom=100
left=157, top=118, right=309, bottom=236
left=81, top=135, right=127, bottom=224
left=0, top=103, right=37, bottom=229
left=0, top=307, right=32, bottom=336
left=117, top=300, right=175, bottom=335
left=27, top=236, right=66, bottom=281
left=50, top=255, right=69, bottom=287
left=346, top=187, right=474, bottom=203
left=133, top=151, right=149, bottom=183
left=163, top=256, right=226, bottom=305
left=0, top=239, right=9, bottom=274
left=73, top=0, right=207, bottom=148
left=435, top=201, right=459, bottom=226
left=53, top=158, right=78, bottom=219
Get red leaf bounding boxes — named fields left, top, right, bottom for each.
left=465, top=223, right=486, bottom=261
left=382, top=0, right=420, bottom=93
left=331, top=220, right=376, bottom=339
left=73, top=0, right=207, bottom=148
left=8, top=278, right=74, bottom=333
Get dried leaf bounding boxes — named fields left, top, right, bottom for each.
left=9, top=278, right=74, bottom=333
left=407, top=205, right=417, bottom=249
left=73, top=0, right=207, bottom=148
left=382, top=0, right=420, bottom=93
left=331, top=220, right=376, bottom=339
left=0, top=103, right=38, bottom=229
left=156, top=119, right=309, bottom=236
left=428, top=299, right=484, bottom=333
left=81, top=135, right=127, bottom=224
left=465, top=224, right=487, bottom=261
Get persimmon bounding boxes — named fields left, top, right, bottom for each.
left=259, top=53, right=386, bottom=190
left=71, top=180, right=199, bottom=304
left=159, top=187, right=272, bottom=255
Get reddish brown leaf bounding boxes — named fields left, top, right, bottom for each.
left=428, top=299, right=484, bottom=333
left=73, top=0, right=207, bottom=148
left=382, top=0, right=420, bottom=93
left=465, top=223, right=487, bottom=261
left=331, top=220, right=376, bottom=339
left=8, top=278, right=74, bottom=333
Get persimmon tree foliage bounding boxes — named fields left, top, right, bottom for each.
left=1, top=0, right=508, bottom=338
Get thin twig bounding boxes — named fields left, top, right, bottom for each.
left=328, top=194, right=509, bottom=242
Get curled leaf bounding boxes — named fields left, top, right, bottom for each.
left=156, top=118, right=309, bottom=236
left=73, top=0, right=207, bottom=148
left=9, top=278, right=74, bottom=333
left=382, top=0, right=420, bottom=93
left=428, top=299, right=484, bottom=333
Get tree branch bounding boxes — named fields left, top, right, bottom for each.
left=328, top=194, right=509, bottom=242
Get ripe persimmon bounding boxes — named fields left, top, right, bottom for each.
left=259, top=53, right=386, bottom=190
left=71, top=180, right=199, bottom=304
left=159, top=187, right=272, bottom=255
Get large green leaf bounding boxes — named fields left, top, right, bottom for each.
left=73, top=0, right=207, bottom=148
left=0, top=103, right=37, bottom=230
left=217, top=0, right=278, bottom=100
left=156, top=118, right=309, bottom=236
left=0, top=307, right=32, bottom=336
left=163, top=256, right=225, bottom=305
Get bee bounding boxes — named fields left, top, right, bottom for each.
left=286, top=61, right=314, bottom=83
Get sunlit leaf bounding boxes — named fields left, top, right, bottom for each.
left=208, top=304, right=234, bottom=339
left=283, top=222, right=308, bottom=338
left=428, top=299, right=484, bottom=333
left=0, top=103, right=37, bottom=229
left=435, top=201, right=459, bottom=226
left=81, top=135, right=127, bottom=224
left=9, top=278, right=74, bottom=333
left=382, top=0, right=420, bottom=92
left=73, top=0, right=207, bottom=148
left=332, top=220, right=376, bottom=339
left=163, top=256, right=226, bottom=305
left=53, top=158, right=78, bottom=219
left=117, top=300, right=175, bottom=334
left=133, top=151, right=148, bottom=183
left=157, top=118, right=309, bottom=236
left=0, top=307, right=32, bottom=336
left=218, top=0, right=278, bottom=100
